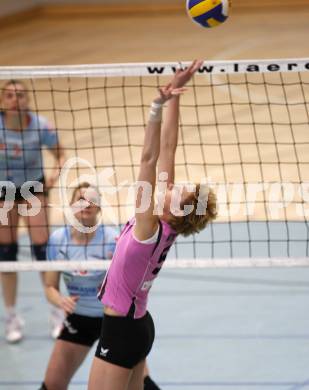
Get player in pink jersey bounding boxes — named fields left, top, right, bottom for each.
left=88, top=60, right=217, bottom=390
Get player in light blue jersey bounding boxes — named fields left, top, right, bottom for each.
left=41, top=182, right=117, bottom=390
left=41, top=182, right=161, bottom=390
left=0, top=80, right=65, bottom=343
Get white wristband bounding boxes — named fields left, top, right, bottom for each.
left=149, top=102, right=163, bottom=122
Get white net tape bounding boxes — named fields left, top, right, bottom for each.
left=1, top=258, right=309, bottom=272
left=0, top=58, right=309, bottom=78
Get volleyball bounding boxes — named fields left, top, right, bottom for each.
left=186, top=0, right=230, bottom=28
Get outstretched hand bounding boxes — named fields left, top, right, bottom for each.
left=154, top=83, right=187, bottom=105
left=153, top=59, right=203, bottom=104
left=171, top=59, right=203, bottom=88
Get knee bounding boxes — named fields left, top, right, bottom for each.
left=31, top=243, right=47, bottom=261
left=0, top=243, right=18, bottom=261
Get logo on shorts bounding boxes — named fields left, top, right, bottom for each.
left=100, top=347, right=109, bottom=357
left=63, top=319, right=78, bottom=334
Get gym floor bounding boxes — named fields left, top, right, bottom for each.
left=1, top=266, right=309, bottom=389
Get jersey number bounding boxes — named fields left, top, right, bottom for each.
left=152, top=244, right=172, bottom=275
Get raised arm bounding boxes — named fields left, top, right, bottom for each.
left=158, top=60, right=202, bottom=186
left=134, top=84, right=186, bottom=241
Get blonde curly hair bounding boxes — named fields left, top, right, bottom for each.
left=167, top=184, right=217, bottom=237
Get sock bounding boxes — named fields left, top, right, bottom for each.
left=144, top=375, right=161, bottom=390
left=5, top=306, right=16, bottom=318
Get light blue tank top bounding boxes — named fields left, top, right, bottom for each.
left=47, top=225, right=117, bottom=317
left=0, top=112, right=58, bottom=187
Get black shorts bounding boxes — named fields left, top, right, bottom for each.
left=58, top=313, right=103, bottom=347
left=0, top=176, right=48, bottom=202
left=95, top=311, right=155, bottom=369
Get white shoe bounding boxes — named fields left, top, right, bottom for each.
left=5, top=314, right=24, bottom=343
left=49, top=307, right=64, bottom=339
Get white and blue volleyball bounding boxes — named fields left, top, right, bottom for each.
left=186, top=0, right=230, bottom=28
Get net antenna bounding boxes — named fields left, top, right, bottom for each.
left=1, top=58, right=309, bottom=271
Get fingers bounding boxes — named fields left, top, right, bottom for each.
left=171, top=87, right=187, bottom=95
left=187, top=59, right=203, bottom=75
left=159, top=83, right=172, bottom=95
left=170, top=59, right=203, bottom=89
left=153, top=60, right=203, bottom=105
left=157, top=85, right=187, bottom=102
left=61, top=295, right=79, bottom=314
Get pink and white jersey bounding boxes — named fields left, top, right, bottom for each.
left=98, top=218, right=177, bottom=318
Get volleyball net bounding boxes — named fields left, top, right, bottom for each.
left=1, top=58, right=309, bottom=271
